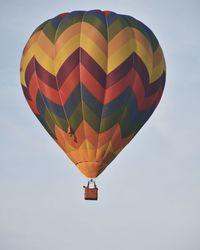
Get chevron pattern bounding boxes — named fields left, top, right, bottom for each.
left=20, top=10, right=166, bottom=178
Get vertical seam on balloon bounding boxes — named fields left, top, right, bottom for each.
left=126, top=16, right=145, bottom=137
left=126, top=16, right=141, bottom=132
left=79, top=11, right=90, bottom=163
left=124, top=16, right=162, bottom=137
left=53, top=12, right=83, bottom=163
left=101, top=15, right=135, bottom=161
left=129, top=16, right=165, bottom=129
left=54, top=16, right=70, bottom=128
left=94, top=11, right=109, bottom=168
left=144, top=22, right=154, bottom=94
left=33, top=58, right=57, bottom=135
left=125, top=15, right=149, bottom=137
left=32, top=23, right=63, bottom=141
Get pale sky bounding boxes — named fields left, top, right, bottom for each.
left=1, top=1, right=200, bottom=250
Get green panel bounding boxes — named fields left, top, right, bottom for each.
left=42, top=21, right=57, bottom=43
left=83, top=14, right=108, bottom=40
left=99, top=106, right=124, bottom=133
left=69, top=103, right=83, bottom=131
left=45, top=109, right=68, bottom=132
left=40, top=113, right=56, bottom=140
left=124, top=16, right=159, bottom=52
left=119, top=108, right=135, bottom=137
left=83, top=102, right=101, bottom=131
left=68, top=102, right=136, bottom=135
left=109, top=18, right=128, bottom=41
left=31, top=20, right=49, bottom=37
left=55, top=14, right=84, bottom=40
left=44, top=109, right=55, bottom=132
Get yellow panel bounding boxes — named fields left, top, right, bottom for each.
left=22, top=43, right=55, bottom=75
left=54, top=34, right=80, bottom=73
left=150, top=59, right=165, bottom=83
left=55, top=23, right=81, bottom=51
left=95, top=141, right=114, bottom=162
left=80, top=34, right=107, bottom=72
left=108, top=39, right=153, bottom=76
left=79, top=140, right=95, bottom=150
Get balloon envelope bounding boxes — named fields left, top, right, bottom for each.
left=20, top=10, right=166, bottom=178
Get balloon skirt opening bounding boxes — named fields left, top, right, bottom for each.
left=76, top=162, right=107, bottom=178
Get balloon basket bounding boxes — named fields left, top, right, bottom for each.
left=83, top=179, right=98, bottom=200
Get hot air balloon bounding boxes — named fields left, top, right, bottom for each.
left=20, top=10, right=166, bottom=200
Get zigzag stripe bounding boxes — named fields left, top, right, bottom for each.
left=80, top=48, right=107, bottom=88
left=53, top=11, right=84, bottom=40
left=23, top=50, right=126, bottom=95
left=35, top=90, right=161, bottom=145
left=55, top=34, right=107, bottom=73
left=21, top=10, right=163, bottom=76
left=106, top=53, right=133, bottom=87
left=34, top=31, right=55, bottom=59
left=25, top=23, right=81, bottom=59
left=36, top=82, right=163, bottom=133
left=25, top=50, right=162, bottom=101
left=23, top=36, right=155, bottom=84
left=54, top=122, right=121, bottom=150
left=34, top=48, right=132, bottom=90
left=33, top=91, right=160, bottom=150
left=56, top=49, right=80, bottom=88
left=54, top=122, right=132, bottom=159
left=25, top=20, right=154, bottom=73
left=33, top=72, right=130, bottom=113
left=41, top=10, right=155, bottom=46
left=56, top=10, right=108, bottom=40
left=28, top=18, right=155, bottom=70
left=56, top=22, right=107, bottom=54
left=22, top=22, right=159, bottom=80
left=26, top=55, right=165, bottom=117
left=21, top=42, right=55, bottom=85
left=123, top=15, right=159, bottom=52
left=108, top=27, right=152, bottom=58
left=55, top=34, right=108, bottom=73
